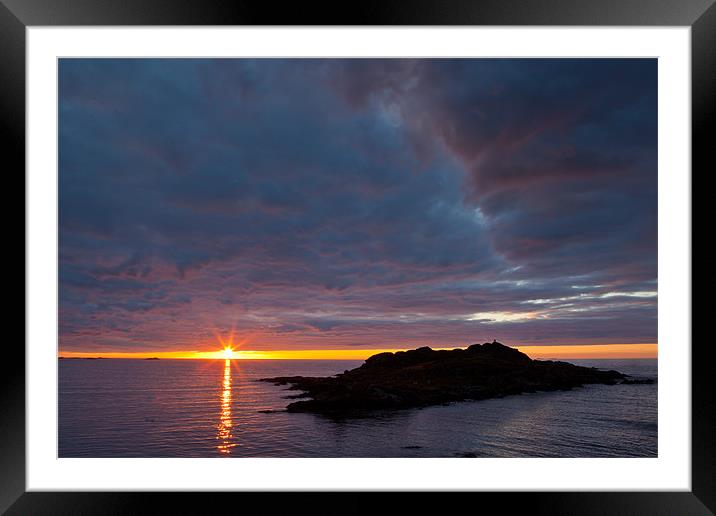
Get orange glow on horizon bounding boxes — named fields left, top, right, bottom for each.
left=59, top=343, right=657, bottom=360
left=515, top=343, right=657, bottom=359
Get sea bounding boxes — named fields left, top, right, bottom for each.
left=58, top=358, right=657, bottom=458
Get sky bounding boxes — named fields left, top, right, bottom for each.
left=58, top=58, right=657, bottom=357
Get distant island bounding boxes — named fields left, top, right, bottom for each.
left=59, top=356, right=106, bottom=360
left=260, top=341, right=652, bottom=415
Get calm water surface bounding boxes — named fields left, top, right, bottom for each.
left=59, top=358, right=657, bottom=457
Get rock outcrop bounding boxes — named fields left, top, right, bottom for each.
left=259, top=342, right=631, bottom=415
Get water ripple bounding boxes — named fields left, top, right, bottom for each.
left=59, top=358, right=657, bottom=458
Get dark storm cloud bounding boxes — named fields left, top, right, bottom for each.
left=329, top=59, right=657, bottom=280
left=58, top=58, right=657, bottom=351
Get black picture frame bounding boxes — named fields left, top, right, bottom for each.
left=4, top=0, right=710, bottom=513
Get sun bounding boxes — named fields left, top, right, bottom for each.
left=215, top=329, right=238, bottom=360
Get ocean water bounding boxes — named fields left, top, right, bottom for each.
left=58, top=358, right=657, bottom=458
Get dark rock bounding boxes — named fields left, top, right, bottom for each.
left=259, top=342, right=628, bottom=415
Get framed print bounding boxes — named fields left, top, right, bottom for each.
left=5, top=0, right=711, bottom=513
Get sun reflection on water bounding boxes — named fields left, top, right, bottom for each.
left=217, top=359, right=235, bottom=455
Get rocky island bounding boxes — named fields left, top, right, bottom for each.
left=260, top=341, right=646, bottom=415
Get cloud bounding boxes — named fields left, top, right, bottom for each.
left=58, top=58, right=657, bottom=351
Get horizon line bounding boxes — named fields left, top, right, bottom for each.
left=58, top=343, right=658, bottom=361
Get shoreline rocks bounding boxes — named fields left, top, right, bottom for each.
left=259, top=341, right=637, bottom=415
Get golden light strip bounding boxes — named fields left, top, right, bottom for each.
left=59, top=343, right=657, bottom=360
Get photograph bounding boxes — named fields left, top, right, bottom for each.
left=58, top=57, right=658, bottom=459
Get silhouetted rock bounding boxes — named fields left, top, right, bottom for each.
left=259, top=342, right=633, bottom=415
